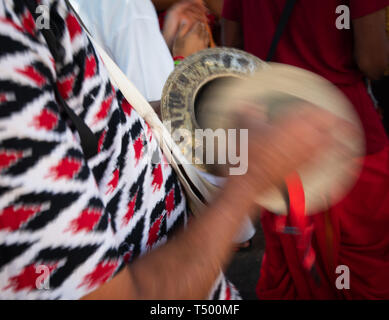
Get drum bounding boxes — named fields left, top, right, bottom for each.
left=162, top=48, right=365, bottom=215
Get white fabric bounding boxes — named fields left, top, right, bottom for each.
left=70, top=0, right=174, bottom=102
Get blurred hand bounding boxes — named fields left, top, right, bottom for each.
left=227, top=104, right=358, bottom=197
left=163, top=0, right=208, bottom=51
left=172, top=21, right=209, bottom=57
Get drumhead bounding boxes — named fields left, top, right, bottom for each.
left=162, top=48, right=365, bottom=215
left=201, top=63, right=365, bottom=214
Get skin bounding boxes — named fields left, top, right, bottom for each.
left=353, top=8, right=389, bottom=80
left=152, top=0, right=223, bottom=17
left=81, top=105, right=350, bottom=300
left=202, top=0, right=223, bottom=17
left=162, top=0, right=209, bottom=56
left=172, top=21, right=209, bottom=57
left=221, top=18, right=243, bottom=49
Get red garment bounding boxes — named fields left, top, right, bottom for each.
left=258, top=148, right=389, bottom=299
left=223, top=0, right=389, bottom=154
left=223, top=0, right=389, bottom=299
left=222, top=0, right=387, bottom=86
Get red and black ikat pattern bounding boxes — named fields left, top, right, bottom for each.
left=0, top=0, right=239, bottom=300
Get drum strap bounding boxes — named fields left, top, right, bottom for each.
left=25, top=0, right=99, bottom=160
left=23, top=0, right=214, bottom=214
left=267, top=0, right=298, bottom=62
left=276, top=172, right=321, bottom=285
left=64, top=0, right=216, bottom=214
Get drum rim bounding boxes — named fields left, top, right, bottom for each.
left=161, top=47, right=268, bottom=171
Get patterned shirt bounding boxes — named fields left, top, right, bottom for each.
left=0, top=0, right=238, bottom=299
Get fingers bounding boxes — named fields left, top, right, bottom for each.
left=185, top=21, right=207, bottom=40
left=194, top=22, right=210, bottom=48
left=166, top=0, right=207, bottom=32
left=274, top=107, right=335, bottom=154
left=177, top=20, right=191, bottom=37
left=234, top=103, right=338, bottom=186
left=290, top=103, right=339, bottom=133
left=174, top=0, right=208, bottom=22
left=182, top=7, right=208, bottom=24
left=189, top=21, right=208, bottom=41
left=173, top=21, right=209, bottom=56
left=236, top=103, right=269, bottom=124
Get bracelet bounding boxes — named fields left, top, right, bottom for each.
left=173, top=56, right=185, bottom=66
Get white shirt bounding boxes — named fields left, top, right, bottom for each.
left=70, top=0, right=174, bottom=101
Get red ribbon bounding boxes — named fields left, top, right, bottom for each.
left=276, top=172, right=317, bottom=275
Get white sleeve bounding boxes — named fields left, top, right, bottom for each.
left=110, top=16, right=174, bottom=102
left=72, top=0, right=174, bottom=102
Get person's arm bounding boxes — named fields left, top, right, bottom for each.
left=204, top=0, right=223, bottom=17
left=353, top=8, right=389, bottom=80
left=82, top=105, right=340, bottom=300
left=221, top=18, right=243, bottom=49
left=82, top=178, right=258, bottom=299
left=220, top=0, right=243, bottom=49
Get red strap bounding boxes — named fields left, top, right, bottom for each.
left=285, top=172, right=306, bottom=230
left=276, top=172, right=317, bottom=273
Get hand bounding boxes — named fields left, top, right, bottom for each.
left=163, top=0, right=208, bottom=51
left=227, top=103, right=358, bottom=199
left=172, top=21, right=210, bottom=57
